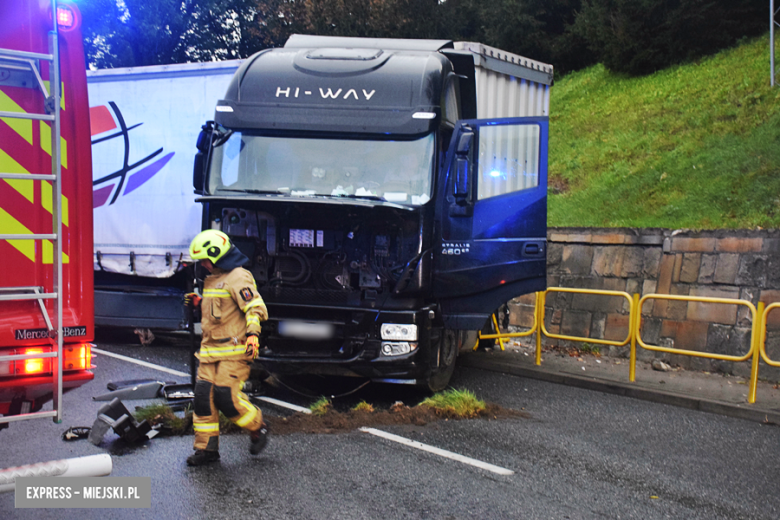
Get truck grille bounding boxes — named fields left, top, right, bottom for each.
left=260, top=287, right=352, bottom=306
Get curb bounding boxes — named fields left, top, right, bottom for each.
left=460, top=354, right=780, bottom=426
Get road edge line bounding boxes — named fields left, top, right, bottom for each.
left=359, top=427, right=514, bottom=476
left=92, top=347, right=190, bottom=378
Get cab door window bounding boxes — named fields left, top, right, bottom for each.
left=477, top=124, right=540, bottom=200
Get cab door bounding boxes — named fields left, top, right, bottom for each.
left=433, top=117, right=548, bottom=329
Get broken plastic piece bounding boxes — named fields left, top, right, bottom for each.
left=92, top=382, right=166, bottom=401
left=162, top=383, right=195, bottom=400
left=62, top=426, right=91, bottom=441
left=107, top=379, right=176, bottom=391
left=88, top=398, right=158, bottom=445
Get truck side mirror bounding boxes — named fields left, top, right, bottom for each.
left=454, top=131, right=473, bottom=199
left=450, top=130, right=473, bottom=217
left=196, top=121, right=214, bottom=153
left=193, top=153, right=205, bottom=195
left=454, top=158, right=468, bottom=198
left=193, top=122, right=214, bottom=195
left=456, top=131, right=473, bottom=155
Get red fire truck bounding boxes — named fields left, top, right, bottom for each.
left=0, top=0, right=94, bottom=427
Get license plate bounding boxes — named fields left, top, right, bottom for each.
left=278, top=320, right=334, bottom=340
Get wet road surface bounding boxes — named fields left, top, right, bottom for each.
left=2, top=330, right=780, bottom=519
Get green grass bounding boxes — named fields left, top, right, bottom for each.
left=351, top=400, right=375, bottom=413
left=549, top=34, right=780, bottom=229
left=580, top=343, right=601, bottom=356
left=419, top=389, right=486, bottom=418
left=310, top=396, right=332, bottom=416
left=134, top=403, right=241, bottom=435
left=134, top=403, right=191, bottom=435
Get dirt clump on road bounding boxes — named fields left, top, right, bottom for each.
left=266, top=402, right=527, bottom=435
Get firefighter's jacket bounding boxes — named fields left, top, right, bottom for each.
left=197, top=266, right=267, bottom=362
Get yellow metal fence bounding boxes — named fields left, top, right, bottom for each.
left=477, top=289, right=780, bottom=404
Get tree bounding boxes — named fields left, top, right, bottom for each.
left=81, top=0, right=194, bottom=68
left=475, top=0, right=594, bottom=75
left=185, top=0, right=260, bottom=61
left=573, top=0, right=766, bottom=75
left=300, top=0, right=446, bottom=40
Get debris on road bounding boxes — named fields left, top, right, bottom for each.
left=652, top=360, right=673, bottom=372
left=133, top=391, right=528, bottom=437
left=62, top=426, right=91, bottom=441
left=88, top=398, right=158, bottom=445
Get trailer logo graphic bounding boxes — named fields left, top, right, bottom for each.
left=90, top=102, right=174, bottom=208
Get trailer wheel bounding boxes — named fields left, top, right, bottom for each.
left=426, top=330, right=459, bottom=392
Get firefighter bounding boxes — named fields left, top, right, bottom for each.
left=184, top=229, right=269, bottom=466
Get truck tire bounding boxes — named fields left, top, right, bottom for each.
left=426, top=329, right=460, bottom=392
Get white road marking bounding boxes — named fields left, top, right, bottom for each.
left=255, top=396, right=312, bottom=414
left=92, top=347, right=190, bottom=378
left=92, top=348, right=311, bottom=414
left=359, top=427, right=515, bottom=476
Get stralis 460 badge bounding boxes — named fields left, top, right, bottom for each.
left=441, top=242, right=471, bottom=255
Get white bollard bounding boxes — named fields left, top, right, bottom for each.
left=0, top=454, right=112, bottom=493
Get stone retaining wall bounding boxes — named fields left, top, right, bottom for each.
left=507, top=228, right=780, bottom=381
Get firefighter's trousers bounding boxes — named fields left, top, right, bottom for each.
left=192, top=359, right=263, bottom=451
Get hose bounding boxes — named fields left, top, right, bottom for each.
left=269, top=250, right=311, bottom=287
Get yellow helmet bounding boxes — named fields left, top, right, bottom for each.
left=189, top=230, right=231, bottom=263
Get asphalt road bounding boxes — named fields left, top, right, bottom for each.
left=2, top=331, right=779, bottom=519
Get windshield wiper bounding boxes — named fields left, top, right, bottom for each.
left=215, top=188, right=286, bottom=195
left=342, top=194, right=386, bottom=201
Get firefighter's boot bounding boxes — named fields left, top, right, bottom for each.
left=249, top=422, right=269, bottom=455
left=186, top=449, right=220, bottom=466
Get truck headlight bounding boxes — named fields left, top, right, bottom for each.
left=380, top=324, right=418, bottom=341
left=381, top=342, right=417, bottom=357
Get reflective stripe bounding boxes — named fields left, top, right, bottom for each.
left=39, top=119, right=68, bottom=169
left=43, top=239, right=70, bottom=264
left=246, top=316, right=260, bottom=327
left=41, top=180, right=69, bottom=227
left=242, top=299, right=266, bottom=313
left=194, top=423, right=219, bottom=432
left=0, top=90, right=33, bottom=144
left=235, top=397, right=258, bottom=427
left=0, top=208, right=34, bottom=261
left=200, top=344, right=246, bottom=356
left=0, top=149, right=33, bottom=202
left=204, top=289, right=231, bottom=298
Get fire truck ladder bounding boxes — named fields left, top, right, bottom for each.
left=0, top=6, right=67, bottom=426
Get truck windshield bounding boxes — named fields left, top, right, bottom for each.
left=208, top=133, right=435, bottom=205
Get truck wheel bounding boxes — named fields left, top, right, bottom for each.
left=426, top=330, right=459, bottom=392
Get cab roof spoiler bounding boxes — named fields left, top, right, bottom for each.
left=285, top=34, right=454, bottom=52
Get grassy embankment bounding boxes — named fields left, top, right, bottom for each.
left=548, top=34, right=780, bottom=229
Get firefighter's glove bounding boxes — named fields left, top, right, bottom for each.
left=184, top=292, right=202, bottom=308
left=246, top=334, right=260, bottom=359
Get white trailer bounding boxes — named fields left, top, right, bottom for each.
left=87, top=61, right=241, bottom=328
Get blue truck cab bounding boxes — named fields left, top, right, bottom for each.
left=193, top=35, right=552, bottom=391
